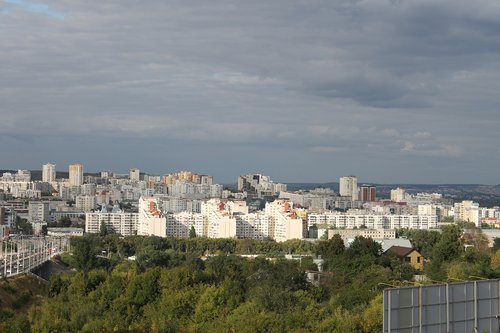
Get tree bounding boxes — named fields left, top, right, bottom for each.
left=58, top=216, right=72, bottom=228
left=316, top=234, right=345, bottom=258
left=99, top=221, right=108, bottom=236
left=189, top=226, right=197, bottom=238
left=347, top=236, right=382, bottom=257
left=41, top=225, right=48, bottom=236
left=432, top=225, right=463, bottom=263
left=494, top=238, right=500, bottom=253
left=15, top=217, right=32, bottom=235
left=72, top=237, right=97, bottom=273
left=404, top=229, right=441, bottom=259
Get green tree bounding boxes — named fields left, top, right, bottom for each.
left=15, top=217, right=32, bottom=235
left=404, top=229, right=441, bottom=259
left=99, top=221, right=108, bottom=236
left=347, top=236, right=382, bottom=257
left=494, top=238, right=500, bottom=252
left=316, top=234, right=345, bottom=258
left=433, top=225, right=463, bottom=263
left=189, top=226, right=197, bottom=238
left=72, top=237, right=97, bottom=273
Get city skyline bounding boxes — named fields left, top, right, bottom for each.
left=2, top=1, right=500, bottom=184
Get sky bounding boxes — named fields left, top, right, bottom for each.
left=1, top=0, right=500, bottom=184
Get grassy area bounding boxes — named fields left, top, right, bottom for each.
left=0, top=274, right=46, bottom=312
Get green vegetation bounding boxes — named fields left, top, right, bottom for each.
left=2, top=223, right=500, bottom=332
left=15, top=216, right=33, bottom=235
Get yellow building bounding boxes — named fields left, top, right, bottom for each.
left=387, top=246, right=424, bottom=271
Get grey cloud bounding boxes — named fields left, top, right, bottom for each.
left=0, top=0, right=499, bottom=182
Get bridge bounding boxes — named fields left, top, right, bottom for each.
left=0, top=236, right=70, bottom=278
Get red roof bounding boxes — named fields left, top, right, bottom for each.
left=388, top=246, right=415, bottom=258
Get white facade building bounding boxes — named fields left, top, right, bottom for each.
left=138, top=197, right=167, bottom=237
left=390, top=188, right=407, bottom=202
left=130, top=168, right=140, bottom=181
left=454, top=200, right=480, bottom=227
left=42, top=163, right=56, bottom=183
left=69, top=163, right=84, bottom=186
left=75, top=195, right=97, bottom=212
left=28, top=201, right=50, bottom=223
left=308, top=212, right=438, bottom=230
left=166, top=212, right=205, bottom=237
left=339, top=176, right=358, bottom=200
left=85, top=209, right=138, bottom=236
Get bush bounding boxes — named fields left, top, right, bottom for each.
left=12, top=291, right=31, bottom=309
left=3, top=283, right=17, bottom=294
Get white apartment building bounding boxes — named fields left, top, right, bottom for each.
left=135, top=197, right=304, bottom=242
left=390, top=188, right=407, bottom=202
left=417, top=204, right=440, bottom=216
left=454, top=200, right=480, bottom=227
left=339, top=176, right=358, bottom=201
left=235, top=213, right=271, bottom=240
left=75, top=195, right=97, bottom=212
left=28, top=201, right=50, bottom=223
left=480, top=207, right=500, bottom=219
left=328, top=228, right=396, bottom=240
left=81, top=183, right=96, bottom=196
left=85, top=209, right=138, bottom=236
left=130, top=168, right=140, bottom=181
left=237, top=174, right=287, bottom=197
left=69, top=163, right=84, bottom=186
left=203, top=200, right=237, bottom=238
left=137, top=197, right=167, bottom=237
left=308, top=212, right=438, bottom=230
left=264, top=200, right=304, bottom=242
left=167, top=180, right=223, bottom=199
left=59, top=186, right=81, bottom=201
left=42, top=163, right=56, bottom=183
left=166, top=212, right=205, bottom=237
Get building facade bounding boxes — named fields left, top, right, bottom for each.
left=42, top=163, right=56, bottom=183
left=339, top=176, right=358, bottom=200
left=69, top=163, right=84, bottom=186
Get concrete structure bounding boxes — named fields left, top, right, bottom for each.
left=264, top=200, right=304, bottom=242
left=28, top=201, right=50, bottom=223
left=328, top=228, right=396, bottom=241
left=454, top=200, right=480, bottom=227
left=166, top=212, right=205, bottom=237
left=85, top=208, right=138, bottom=236
left=390, top=187, right=407, bottom=202
left=203, top=200, right=237, bottom=238
left=308, top=212, right=438, bottom=230
left=339, top=176, right=358, bottom=200
left=47, top=228, right=84, bottom=237
left=42, top=163, right=56, bottom=183
left=75, top=195, right=97, bottom=212
left=237, top=174, right=287, bottom=197
left=235, top=213, right=271, bottom=240
left=137, top=197, right=167, bottom=237
left=163, top=171, right=213, bottom=185
left=359, top=185, right=376, bottom=202
left=130, top=168, right=140, bottom=181
left=69, top=163, right=84, bottom=186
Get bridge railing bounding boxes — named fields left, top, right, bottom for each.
left=0, top=236, right=70, bottom=278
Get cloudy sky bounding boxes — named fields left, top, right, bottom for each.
left=1, top=0, right=499, bottom=184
